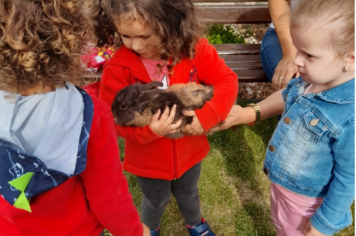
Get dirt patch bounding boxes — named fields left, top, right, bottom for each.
left=231, top=23, right=274, bottom=100
left=229, top=23, right=270, bottom=43
left=238, top=82, right=274, bottom=101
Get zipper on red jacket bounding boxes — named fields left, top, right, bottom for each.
left=171, top=60, right=192, bottom=180
left=172, top=139, right=178, bottom=180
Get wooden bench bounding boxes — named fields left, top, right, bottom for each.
left=194, top=0, right=270, bottom=83
left=84, top=0, right=271, bottom=83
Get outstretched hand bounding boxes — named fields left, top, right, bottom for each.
left=209, top=105, right=256, bottom=133
left=181, top=110, right=205, bottom=135
left=149, top=105, right=182, bottom=136
left=210, top=105, right=247, bottom=133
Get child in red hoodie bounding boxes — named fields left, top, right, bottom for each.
left=0, top=0, right=149, bottom=235
left=95, top=0, right=238, bottom=235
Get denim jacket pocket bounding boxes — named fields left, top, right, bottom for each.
left=298, top=113, right=326, bottom=142
left=280, top=113, right=328, bottom=187
left=285, top=113, right=329, bottom=190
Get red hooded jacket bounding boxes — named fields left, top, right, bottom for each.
left=99, top=38, right=238, bottom=180
left=0, top=95, right=143, bottom=236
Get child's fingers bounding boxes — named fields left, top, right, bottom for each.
left=167, top=105, right=177, bottom=123
left=210, top=122, right=226, bottom=133
left=182, top=123, right=195, bottom=135
left=151, top=109, right=161, bottom=122
left=156, top=106, right=170, bottom=122
left=168, top=118, right=183, bottom=134
left=171, top=117, right=183, bottom=129
left=162, top=106, right=170, bottom=116
left=161, top=107, right=169, bottom=119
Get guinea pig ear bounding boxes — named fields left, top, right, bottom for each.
left=136, top=89, right=163, bottom=112
left=141, top=89, right=162, bottom=99
left=132, top=90, right=154, bottom=113
left=142, top=81, right=163, bottom=90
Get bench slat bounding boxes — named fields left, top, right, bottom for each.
left=83, top=70, right=268, bottom=82
left=227, top=63, right=263, bottom=70
left=193, top=0, right=267, bottom=2
left=220, top=54, right=260, bottom=62
left=213, top=44, right=261, bottom=55
left=221, top=55, right=262, bottom=68
left=84, top=71, right=102, bottom=79
left=195, top=5, right=271, bottom=24
left=83, top=54, right=269, bottom=83
left=233, top=70, right=268, bottom=82
left=83, top=45, right=268, bottom=82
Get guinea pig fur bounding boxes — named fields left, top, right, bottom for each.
left=111, top=81, right=213, bottom=139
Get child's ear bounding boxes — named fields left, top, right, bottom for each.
left=344, top=51, right=355, bottom=72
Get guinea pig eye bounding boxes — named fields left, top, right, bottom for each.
left=120, top=105, right=128, bottom=110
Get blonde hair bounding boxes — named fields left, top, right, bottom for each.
left=0, top=0, right=95, bottom=92
left=291, top=0, right=354, bottom=57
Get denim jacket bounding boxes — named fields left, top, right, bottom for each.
left=264, top=78, right=355, bottom=235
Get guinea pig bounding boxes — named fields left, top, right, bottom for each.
left=111, top=81, right=213, bottom=138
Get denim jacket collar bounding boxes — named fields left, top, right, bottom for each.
left=300, top=78, right=355, bottom=104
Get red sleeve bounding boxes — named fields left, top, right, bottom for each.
left=81, top=97, right=143, bottom=236
left=99, top=64, right=127, bottom=110
left=194, top=39, right=238, bottom=131
left=99, top=60, right=161, bottom=144
left=82, top=81, right=101, bottom=98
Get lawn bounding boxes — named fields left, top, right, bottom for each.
left=108, top=114, right=355, bottom=236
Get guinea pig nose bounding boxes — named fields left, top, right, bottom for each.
left=120, top=105, right=128, bottom=110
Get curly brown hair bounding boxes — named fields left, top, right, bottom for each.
left=97, top=0, right=201, bottom=72
left=0, top=0, right=96, bottom=92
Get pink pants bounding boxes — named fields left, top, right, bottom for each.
left=270, top=183, right=323, bottom=236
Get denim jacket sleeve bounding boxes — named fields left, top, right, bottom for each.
left=311, top=122, right=355, bottom=235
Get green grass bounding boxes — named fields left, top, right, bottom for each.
left=107, top=116, right=354, bottom=236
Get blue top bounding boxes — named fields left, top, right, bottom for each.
left=264, top=78, right=355, bottom=235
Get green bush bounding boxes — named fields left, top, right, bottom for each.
left=207, top=24, right=245, bottom=44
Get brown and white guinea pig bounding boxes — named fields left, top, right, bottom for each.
left=111, top=81, right=213, bottom=138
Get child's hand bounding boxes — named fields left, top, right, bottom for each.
left=181, top=110, right=204, bottom=135
left=149, top=105, right=182, bottom=136
left=210, top=105, right=247, bottom=133
left=303, top=222, right=326, bottom=236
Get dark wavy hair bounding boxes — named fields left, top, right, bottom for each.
left=96, top=0, right=201, bottom=72
left=0, top=0, right=95, bottom=92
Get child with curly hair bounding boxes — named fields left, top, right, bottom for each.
left=91, top=0, right=238, bottom=235
left=212, top=0, right=355, bottom=235
left=0, top=0, right=149, bottom=235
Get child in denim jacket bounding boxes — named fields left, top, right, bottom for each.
left=212, top=0, right=355, bottom=235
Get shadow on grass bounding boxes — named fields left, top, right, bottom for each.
left=208, top=116, right=355, bottom=236
left=117, top=116, right=354, bottom=236
left=207, top=117, right=278, bottom=184
left=208, top=117, right=278, bottom=235
left=243, top=202, right=275, bottom=236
